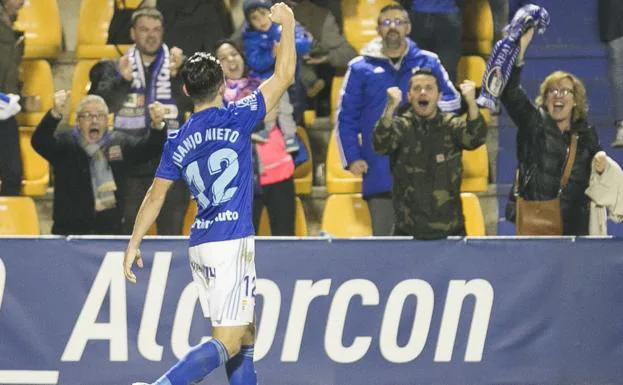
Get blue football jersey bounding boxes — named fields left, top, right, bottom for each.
left=155, top=90, right=266, bottom=246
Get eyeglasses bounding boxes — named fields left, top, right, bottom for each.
left=378, top=18, right=410, bottom=27
left=78, top=112, right=108, bottom=121
left=547, top=88, right=574, bottom=97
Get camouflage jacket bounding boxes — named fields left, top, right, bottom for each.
left=372, top=109, right=487, bottom=239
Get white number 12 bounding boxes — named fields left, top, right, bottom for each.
left=184, top=148, right=239, bottom=209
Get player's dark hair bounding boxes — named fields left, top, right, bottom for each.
left=409, top=67, right=440, bottom=91
left=181, top=52, right=224, bottom=104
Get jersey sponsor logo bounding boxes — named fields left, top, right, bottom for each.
left=193, top=210, right=240, bottom=230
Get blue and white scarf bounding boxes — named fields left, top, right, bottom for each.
left=114, top=43, right=182, bottom=131
left=476, top=4, right=550, bottom=111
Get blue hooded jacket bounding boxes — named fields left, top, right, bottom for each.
left=242, top=22, right=312, bottom=80
left=336, top=38, right=461, bottom=198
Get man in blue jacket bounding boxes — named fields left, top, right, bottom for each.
left=336, top=3, right=461, bottom=235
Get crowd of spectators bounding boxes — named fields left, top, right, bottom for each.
left=2, top=0, right=621, bottom=238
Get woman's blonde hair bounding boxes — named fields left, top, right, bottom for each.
left=535, top=71, right=588, bottom=122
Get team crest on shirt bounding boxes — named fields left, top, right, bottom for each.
left=245, top=250, right=254, bottom=263
left=235, top=93, right=258, bottom=111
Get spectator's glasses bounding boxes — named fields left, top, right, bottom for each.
left=547, top=87, right=574, bottom=98
left=78, top=112, right=108, bottom=122
left=378, top=18, right=410, bottom=27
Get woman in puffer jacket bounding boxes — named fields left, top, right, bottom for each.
left=502, top=29, right=608, bottom=235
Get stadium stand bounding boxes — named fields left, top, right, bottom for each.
left=257, top=197, right=308, bottom=236
left=0, top=196, right=40, bottom=235
left=321, top=193, right=372, bottom=236
left=326, top=129, right=362, bottom=194
left=14, top=0, right=62, bottom=59
left=16, top=60, right=54, bottom=127
left=294, top=127, right=313, bottom=195
left=19, top=127, right=49, bottom=196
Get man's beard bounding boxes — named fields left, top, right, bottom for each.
left=384, top=30, right=402, bottom=51
left=384, top=36, right=402, bottom=51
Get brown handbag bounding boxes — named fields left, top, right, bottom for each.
left=515, top=134, right=578, bottom=235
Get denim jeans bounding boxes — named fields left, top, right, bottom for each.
left=0, top=117, right=22, bottom=196
left=409, top=11, right=462, bottom=83
left=608, top=36, right=623, bottom=123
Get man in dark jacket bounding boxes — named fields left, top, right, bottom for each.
left=373, top=69, right=487, bottom=239
left=31, top=91, right=166, bottom=235
left=98, top=7, right=192, bottom=234
left=598, top=0, right=623, bottom=147
left=0, top=0, right=24, bottom=196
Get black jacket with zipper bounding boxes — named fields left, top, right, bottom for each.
left=501, top=66, right=602, bottom=235
left=31, top=112, right=166, bottom=235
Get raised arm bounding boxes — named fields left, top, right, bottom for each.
left=372, top=87, right=405, bottom=155
left=500, top=28, right=540, bottom=132
left=452, top=81, right=488, bottom=150
left=31, top=90, right=71, bottom=163
left=259, top=3, right=297, bottom=114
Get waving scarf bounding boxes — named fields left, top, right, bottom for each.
left=114, top=43, right=181, bottom=131
left=476, top=5, right=550, bottom=111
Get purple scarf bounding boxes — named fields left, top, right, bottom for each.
left=476, top=4, right=550, bottom=111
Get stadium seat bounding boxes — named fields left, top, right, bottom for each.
left=294, top=127, right=313, bottom=195
left=461, top=192, right=485, bottom=236
left=16, top=60, right=54, bottom=127
left=341, top=0, right=395, bottom=52
left=0, top=196, right=40, bottom=235
left=461, top=0, right=494, bottom=56
left=19, top=127, right=49, bottom=196
left=326, top=129, right=361, bottom=194
left=461, top=144, right=489, bottom=192
left=303, top=109, right=316, bottom=127
left=457, top=55, right=491, bottom=124
left=330, top=76, right=344, bottom=124
left=321, top=193, right=371, bottom=237
left=69, top=60, right=99, bottom=125
left=257, top=196, right=308, bottom=236
left=14, top=0, right=62, bottom=59
left=76, top=0, right=132, bottom=58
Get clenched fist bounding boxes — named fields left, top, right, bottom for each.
left=149, top=102, right=165, bottom=129
left=593, top=151, right=607, bottom=174
left=386, top=87, right=402, bottom=110
left=51, top=90, right=71, bottom=119
left=119, top=55, right=133, bottom=82
left=459, top=80, right=477, bottom=105
left=269, top=2, right=294, bottom=26
left=170, top=46, right=184, bottom=77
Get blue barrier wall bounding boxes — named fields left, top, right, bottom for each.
left=1, top=237, right=622, bottom=385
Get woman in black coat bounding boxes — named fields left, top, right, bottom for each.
left=501, top=29, right=608, bottom=235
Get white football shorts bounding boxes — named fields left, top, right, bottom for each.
left=188, top=236, right=256, bottom=327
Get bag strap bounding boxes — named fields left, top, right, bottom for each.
left=559, top=133, right=578, bottom=194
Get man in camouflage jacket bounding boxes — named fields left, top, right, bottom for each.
left=372, top=69, right=487, bottom=239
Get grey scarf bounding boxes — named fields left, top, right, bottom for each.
left=74, top=129, right=117, bottom=211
